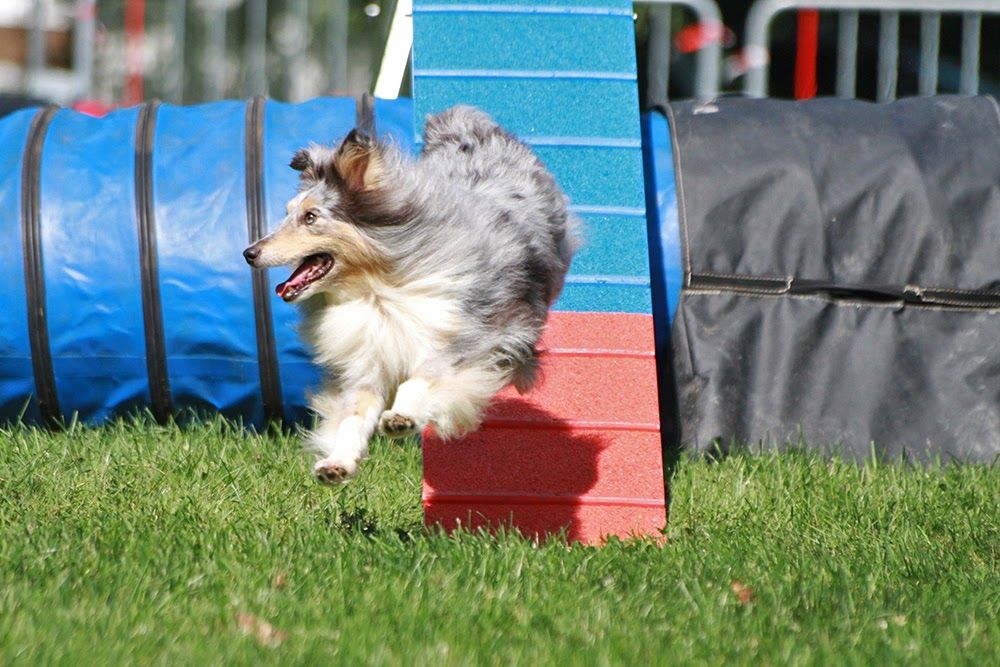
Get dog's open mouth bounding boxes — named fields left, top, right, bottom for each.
left=276, top=253, right=334, bottom=302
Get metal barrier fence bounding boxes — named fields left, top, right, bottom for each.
left=744, top=0, right=1000, bottom=100
left=638, top=0, right=723, bottom=101
left=6, top=1, right=997, bottom=106
left=11, top=0, right=382, bottom=105
left=19, top=0, right=95, bottom=104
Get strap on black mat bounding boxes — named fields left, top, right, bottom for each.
left=245, top=95, right=283, bottom=425
left=20, top=105, right=60, bottom=427
left=688, top=272, right=1000, bottom=310
left=135, top=100, right=172, bottom=424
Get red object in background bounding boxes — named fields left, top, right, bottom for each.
left=674, top=21, right=732, bottom=55
left=73, top=99, right=112, bottom=117
left=422, top=311, right=667, bottom=545
left=124, top=0, right=145, bottom=106
left=795, top=9, right=820, bottom=99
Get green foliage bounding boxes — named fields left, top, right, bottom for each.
left=0, top=419, right=996, bottom=664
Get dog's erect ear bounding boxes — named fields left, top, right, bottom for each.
left=290, top=145, right=339, bottom=187
left=333, top=129, right=381, bottom=192
left=290, top=148, right=312, bottom=173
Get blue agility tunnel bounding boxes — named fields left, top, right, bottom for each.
left=0, top=97, right=415, bottom=427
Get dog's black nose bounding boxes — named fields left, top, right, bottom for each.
left=243, top=246, right=260, bottom=265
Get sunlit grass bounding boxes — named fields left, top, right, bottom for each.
left=0, top=418, right=996, bottom=664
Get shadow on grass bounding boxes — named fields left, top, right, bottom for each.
left=334, top=506, right=419, bottom=542
left=423, top=397, right=608, bottom=543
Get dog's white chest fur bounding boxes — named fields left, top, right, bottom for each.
left=305, top=276, right=464, bottom=390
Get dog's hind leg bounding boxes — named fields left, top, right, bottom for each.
left=309, top=387, right=385, bottom=484
left=379, top=365, right=508, bottom=440
left=378, top=378, right=432, bottom=439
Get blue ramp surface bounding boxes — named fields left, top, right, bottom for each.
left=412, top=0, right=654, bottom=315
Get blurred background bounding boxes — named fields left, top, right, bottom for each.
left=0, top=0, right=407, bottom=115
left=0, top=1, right=995, bottom=116
left=635, top=1, right=998, bottom=104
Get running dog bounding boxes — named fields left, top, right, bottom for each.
left=243, top=103, right=579, bottom=483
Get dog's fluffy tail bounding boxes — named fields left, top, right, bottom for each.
left=426, top=365, right=511, bottom=439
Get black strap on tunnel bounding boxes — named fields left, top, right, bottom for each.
left=245, top=95, right=283, bottom=425
left=20, top=105, right=60, bottom=427
left=134, top=100, right=172, bottom=424
left=356, top=92, right=376, bottom=139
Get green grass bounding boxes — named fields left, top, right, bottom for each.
left=0, top=419, right=997, bottom=665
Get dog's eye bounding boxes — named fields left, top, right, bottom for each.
left=303, top=211, right=316, bottom=225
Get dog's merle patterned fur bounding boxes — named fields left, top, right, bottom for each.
left=245, top=105, right=580, bottom=482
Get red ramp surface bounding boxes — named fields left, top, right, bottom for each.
left=422, top=311, right=666, bottom=544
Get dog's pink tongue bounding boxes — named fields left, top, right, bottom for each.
left=275, top=261, right=315, bottom=299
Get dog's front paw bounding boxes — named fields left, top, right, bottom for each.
left=378, top=411, right=418, bottom=439
left=313, top=457, right=359, bottom=484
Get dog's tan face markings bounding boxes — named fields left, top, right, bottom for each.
left=244, top=131, right=393, bottom=302
left=287, top=197, right=315, bottom=215
left=249, top=185, right=389, bottom=300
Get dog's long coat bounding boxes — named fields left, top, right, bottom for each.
left=244, top=106, right=579, bottom=482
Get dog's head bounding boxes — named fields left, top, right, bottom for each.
left=243, top=130, right=392, bottom=302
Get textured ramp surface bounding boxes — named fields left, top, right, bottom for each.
left=423, top=312, right=665, bottom=543
left=413, top=0, right=653, bottom=316
left=413, top=0, right=666, bottom=543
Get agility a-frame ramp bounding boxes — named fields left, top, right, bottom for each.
left=412, top=0, right=670, bottom=543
